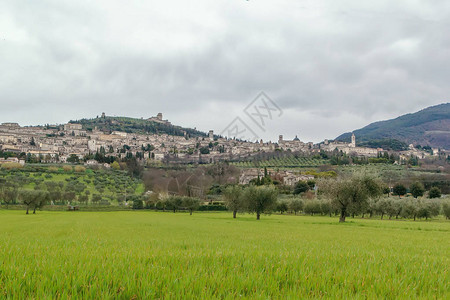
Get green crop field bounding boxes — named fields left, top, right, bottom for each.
left=0, top=211, right=448, bottom=299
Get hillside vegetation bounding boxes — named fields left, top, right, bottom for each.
left=0, top=165, right=144, bottom=207
left=71, top=116, right=207, bottom=138
left=336, top=103, right=450, bottom=149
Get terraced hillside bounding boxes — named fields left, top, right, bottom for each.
left=233, top=156, right=327, bottom=168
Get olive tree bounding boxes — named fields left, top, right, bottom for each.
left=400, top=198, right=419, bottom=221
left=375, top=198, right=389, bottom=219
left=166, top=195, right=183, bottom=213
left=417, top=199, right=440, bottom=220
left=303, top=200, right=322, bottom=216
left=33, top=191, right=49, bottom=214
left=276, top=200, right=289, bottom=214
left=19, top=190, right=49, bottom=214
left=442, top=200, right=450, bottom=220
left=20, top=190, right=35, bottom=214
left=320, top=200, right=333, bottom=217
left=288, top=198, right=303, bottom=215
left=63, top=191, right=76, bottom=205
left=385, top=198, right=402, bottom=219
left=1, top=184, right=19, bottom=208
left=320, top=175, right=382, bottom=222
left=182, top=197, right=202, bottom=215
left=243, top=185, right=278, bottom=220
left=222, top=185, right=243, bottom=218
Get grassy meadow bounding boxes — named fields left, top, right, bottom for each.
left=0, top=211, right=448, bottom=299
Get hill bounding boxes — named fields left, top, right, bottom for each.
left=70, top=115, right=207, bottom=138
left=336, top=103, right=450, bottom=149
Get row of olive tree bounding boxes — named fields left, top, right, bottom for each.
left=137, top=194, right=203, bottom=215
left=317, top=176, right=447, bottom=222
left=367, top=197, right=446, bottom=220
left=0, top=181, right=50, bottom=214
left=273, top=197, right=450, bottom=221
left=222, top=185, right=278, bottom=220
left=139, top=185, right=278, bottom=220
left=223, top=175, right=449, bottom=222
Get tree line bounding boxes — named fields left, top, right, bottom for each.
left=133, top=185, right=279, bottom=220
left=223, top=175, right=449, bottom=222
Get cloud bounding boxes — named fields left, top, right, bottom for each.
left=0, top=0, right=449, bottom=143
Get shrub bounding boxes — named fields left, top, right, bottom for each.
left=63, top=165, right=73, bottom=172
left=198, top=205, right=227, bottom=211
left=111, top=161, right=121, bottom=170
left=48, top=166, right=59, bottom=172
left=74, top=166, right=86, bottom=173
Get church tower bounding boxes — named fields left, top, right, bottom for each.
left=351, top=133, right=356, bottom=148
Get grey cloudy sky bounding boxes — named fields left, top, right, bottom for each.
left=1, top=0, right=449, bottom=143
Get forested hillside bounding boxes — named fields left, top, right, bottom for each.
left=336, top=103, right=450, bottom=149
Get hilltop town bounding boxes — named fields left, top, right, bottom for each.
left=0, top=113, right=445, bottom=168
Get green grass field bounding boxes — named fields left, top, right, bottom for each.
left=0, top=211, right=448, bottom=299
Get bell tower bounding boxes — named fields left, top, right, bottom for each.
left=351, top=133, right=356, bottom=148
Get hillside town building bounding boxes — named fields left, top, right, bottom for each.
left=0, top=116, right=439, bottom=166
left=320, top=133, right=380, bottom=157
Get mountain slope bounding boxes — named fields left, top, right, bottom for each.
left=336, top=103, right=450, bottom=149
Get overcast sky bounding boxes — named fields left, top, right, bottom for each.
left=1, top=0, right=449, bottom=143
